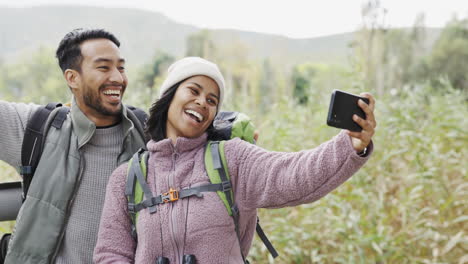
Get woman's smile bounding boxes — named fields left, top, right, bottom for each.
left=184, top=108, right=205, bottom=123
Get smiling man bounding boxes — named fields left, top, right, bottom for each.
left=0, top=28, right=147, bottom=264
left=67, top=37, right=127, bottom=125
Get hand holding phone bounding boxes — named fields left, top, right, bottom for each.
left=326, top=90, right=370, bottom=132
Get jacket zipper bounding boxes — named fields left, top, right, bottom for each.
left=50, top=151, right=85, bottom=262
left=169, top=145, right=185, bottom=264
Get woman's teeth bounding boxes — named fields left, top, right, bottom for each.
left=185, top=109, right=203, bottom=122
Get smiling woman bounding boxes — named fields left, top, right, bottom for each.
left=145, top=57, right=225, bottom=143
left=93, top=56, right=376, bottom=264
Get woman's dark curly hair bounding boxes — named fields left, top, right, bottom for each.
left=145, top=79, right=220, bottom=142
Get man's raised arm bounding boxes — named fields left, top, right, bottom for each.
left=0, top=100, right=40, bottom=169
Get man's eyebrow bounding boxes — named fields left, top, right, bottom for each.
left=93, top=58, right=126, bottom=63
left=188, top=82, right=219, bottom=100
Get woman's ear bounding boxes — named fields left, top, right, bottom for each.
left=64, top=69, right=80, bottom=90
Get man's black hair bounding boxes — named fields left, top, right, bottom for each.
left=146, top=79, right=218, bottom=142
left=55, top=28, right=120, bottom=73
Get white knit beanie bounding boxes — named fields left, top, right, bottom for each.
left=159, top=57, right=226, bottom=110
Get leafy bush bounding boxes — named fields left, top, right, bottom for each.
left=245, top=83, right=467, bottom=263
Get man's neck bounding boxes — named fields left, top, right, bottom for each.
left=75, top=101, right=122, bottom=127
left=88, top=115, right=121, bottom=127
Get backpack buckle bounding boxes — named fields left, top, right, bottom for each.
left=19, top=166, right=33, bottom=175
left=161, top=188, right=179, bottom=203
left=128, top=203, right=136, bottom=213
left=221, top=181, right=232, bottom=191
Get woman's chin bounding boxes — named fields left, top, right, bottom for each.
left=183, top=131, right=204, bottom=139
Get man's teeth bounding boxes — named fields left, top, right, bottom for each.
left=103, top=90, right=121, bottom=96
left=185, top=109, right=204, bottom=122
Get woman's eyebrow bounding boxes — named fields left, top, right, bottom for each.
left=187, top=82, right=219, bottom=100
left=209, top=93, right=219, bottom=100
left=187, top=82, right=203, bottom=89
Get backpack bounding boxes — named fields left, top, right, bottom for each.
left=19, top=103, right=148, bottom=202
left=125, top=112, right=279, bottom=263
left=0, top=102, right=148, bottom=264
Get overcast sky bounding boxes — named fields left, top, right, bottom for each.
left=1, top=0, right=467, bottom=38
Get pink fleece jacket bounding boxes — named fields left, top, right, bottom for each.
left=94, top=131, right=372, bottom=263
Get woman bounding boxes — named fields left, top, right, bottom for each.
left=94, top=57, right=376, bottom=263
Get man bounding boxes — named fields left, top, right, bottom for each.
left=0, top=28, right=147, bottom=263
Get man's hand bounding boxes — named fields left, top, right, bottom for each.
left=346, top=93, right=376, bottom=153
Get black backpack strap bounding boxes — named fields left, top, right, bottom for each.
left=127, top=105, right=148, bottom=130
left=0, top=233, right=11, bottom=264
left=255, top=218, right=279, bottom=258
left=51, top=107, right=70, bottom=129
left=20, top=103, right=66, bottom=201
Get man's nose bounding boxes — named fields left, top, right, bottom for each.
left=109, top=68, right=124, bottom=83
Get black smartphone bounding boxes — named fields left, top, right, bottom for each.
left=326, top=90, right=370, bottom=132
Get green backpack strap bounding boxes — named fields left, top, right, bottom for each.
left=204, top=141, right=235, bottom=215
left=125, top=148, right=153, bottom=240
left=205, top=140, right=279, bottom=260
left=205, top=140, right=246, bottom=262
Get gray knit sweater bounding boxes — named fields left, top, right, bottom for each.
left=0, top=100, right=124, bottom=264
left=55, top=123, right=123, bottom=264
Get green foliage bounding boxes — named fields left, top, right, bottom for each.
left=0, top=46, right=69, bottom=103
left=351, top=13, right=429, bottom=96
left=428, top=18, right=468, bottom=92
left=258, top=59, right=275, bottom=113
left=141, top=51, right=175, bottom=89
left=292, top=63, right=316, bottom=105
left=136, top=51, right=175, bottom=106
left=185, top=30, right=217, bottom=60
left=245, top=83, right=467, bottom=264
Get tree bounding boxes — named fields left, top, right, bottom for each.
left=428, top=17, right=468, bottom=92
left=139, top=51, right=175, bottom=103
left=185, top=30, right=217, bottom=60
left=291, top=63, right=316, bottom=105
left=259, top=59, right=275, bottom=113
left=2, top=46, right=67, bottom=103
left=351, top=1, right=429, bottom=95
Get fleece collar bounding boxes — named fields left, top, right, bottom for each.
left=146, top=133, right=208, bottom=155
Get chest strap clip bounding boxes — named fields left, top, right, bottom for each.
left=161, top=188, right=179, bottom=203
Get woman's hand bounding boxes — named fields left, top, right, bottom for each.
left=346, top=93, right=376, bottom=153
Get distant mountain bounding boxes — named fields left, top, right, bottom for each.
left=0, top=6, right=441, bottom=66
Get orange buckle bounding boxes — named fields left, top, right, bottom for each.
left=162, top=188, right=179, bottom=203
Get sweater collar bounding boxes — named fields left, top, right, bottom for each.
left=147, top=133, right=208, bottom=155
left=70, top=96, right=134, bottom=148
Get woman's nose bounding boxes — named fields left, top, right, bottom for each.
left=195, top=97, right=207, bottom=108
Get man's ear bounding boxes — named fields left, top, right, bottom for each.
left=64, top=69, right=80, bottom=90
